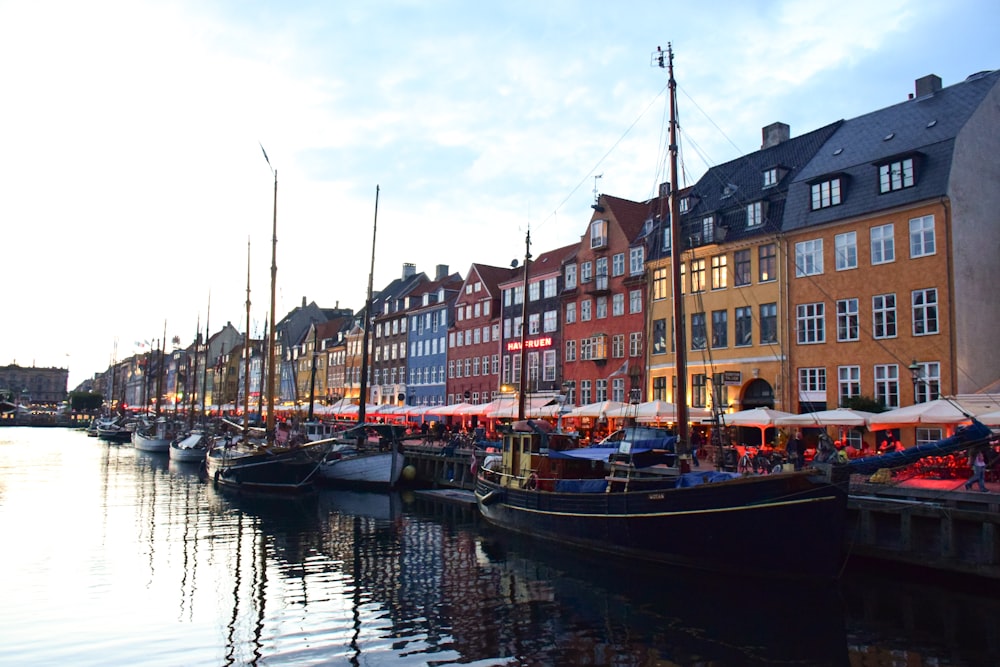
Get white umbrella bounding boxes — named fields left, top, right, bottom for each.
left=565, top=400, right=628, bottom=419
left=774, top=408, right=875, bottom=427
left=720, top=407, right=795, bottom=445
left=603, top=400, right=713, bottom=423
left=974, top=409, right=1000, bottom=427
left=867, top=398, right=975, bottom=429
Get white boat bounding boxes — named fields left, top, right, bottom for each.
left=132, top=417, right=175, bottom=452
left=318, top=423, right=406, bottom=488
left=169, top=429, right=211, bottom=463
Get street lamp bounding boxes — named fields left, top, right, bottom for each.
left=908, top=360, right=921, bottom=404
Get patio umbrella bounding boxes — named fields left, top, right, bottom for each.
left=565, top=400, right=628, bottom=420
left=774, top=408, right=875, bottom=427
left=974, top=409, right=1000, bottom=427
left=604, top=400, right=714, bottom=423
left=867, top=398, right=975, bottom=430
left=719, top=407, right=795, bottom=446
left=427, top=402, right=472, bottom=416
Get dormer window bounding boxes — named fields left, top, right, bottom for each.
left=810, top=177, right=842, bottom=210
left=746, top=202, right=763, bottom=228
left=679, top=197, right=689, bottom=213
left=590, top=219, right=608, bottom=249
left=879, top=157, right=915, bottom=193
left=721, top=183, right=738, bottom=199
left=763, top=168, right=778, bottom=188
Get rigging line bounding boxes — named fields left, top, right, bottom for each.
left=677, top=82, right=747, bottom=164
left=534, top=81, right=670, bottom=233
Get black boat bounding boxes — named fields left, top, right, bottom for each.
left=206, top=435, right=331, bottom=493
left=475, top=45, right=849, bottom=581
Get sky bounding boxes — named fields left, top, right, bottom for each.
left=2, top=0, right=998, bottom=392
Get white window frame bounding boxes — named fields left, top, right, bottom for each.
left=836, top=298, right=859, bottom=342
left=796, top=302, right=825, bottom=344
left=871, top=224, right=895, bottom=265
left=909, top=215, right=935, bottom=258
left=912, top=288, right=938, bottom=336
left=873, top=293, right=897, bottom=339
left=794, top=239, right=823, bottom=277
left=835, top=231, right=857, bottom=270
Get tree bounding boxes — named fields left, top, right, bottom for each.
left=69, top=391, right=104, bottom=413
left=842, top=395, right=886, bottom=413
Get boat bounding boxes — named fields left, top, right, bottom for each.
left=474, top=45, right=850, bottom=581
left=205, top=163, right=332, bottom=493
left=96, top=416, right=134, bottom=444
left=317, top=423, right=406, bottom=488
left=169, top=428, right=211, bottom=463
left=132, top=416, right=175, bottom=452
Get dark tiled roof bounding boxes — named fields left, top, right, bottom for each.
left=680, top=121, right=843, bottom=244
left=784, top=70, right=1000, bottom=232
left=471, top=263, right=520, bottom=296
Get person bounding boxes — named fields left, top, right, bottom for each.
left=788, top=430, right=805, bottom=471
left=965, top=447, right=988, bottom=492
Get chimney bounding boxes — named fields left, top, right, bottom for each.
left=761, top=122, right=790, bottom=149
left=435, top=264, right=449, bottom=280
left=915, top=74, right=942, bottom=98
left=301, top=296, right=307, bottom=308
left=402, top=263, right=416, bottom=279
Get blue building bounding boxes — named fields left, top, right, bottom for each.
left=406, top=269, right=463, bottom=408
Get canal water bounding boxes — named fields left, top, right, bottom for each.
left=1, top=427, right=998, bottom=666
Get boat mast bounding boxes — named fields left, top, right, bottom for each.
left=358, top=185, right=380, bottom=424
left=243, top=238, right=252, bottom=434
left=157, top=321, right=166, bottom=417
left=516, top=228, right=531, bottom=421
left=201, top=293, right=210, bottom=420
left=660, top=44, right=690, bottom=459
left=266, top=168, right=278, bottom=436
left=188, top=313, right=199, bottom=430
left=307, top=324, right=318, bottom=422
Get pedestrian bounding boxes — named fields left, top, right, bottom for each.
left=788, top=430, right=806, bottom=471
left=965, top=447, right=988, bottom=492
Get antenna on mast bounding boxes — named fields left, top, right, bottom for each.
left=592, top=174, right=603, bottom=203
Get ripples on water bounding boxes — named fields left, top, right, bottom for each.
left=1, top=427, right=998, bottom=666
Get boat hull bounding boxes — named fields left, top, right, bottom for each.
left=475, top=471, right=847, bottom=580
left=318, top=449, right=405, bottom=488
left=169, top=432, right=209, bottom=462
left=133, top=432, right=170, bottom=452
left=206, top=441, right=330, bottom=493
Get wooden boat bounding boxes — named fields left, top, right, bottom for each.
left=317, top=423, right=406, bottom=488
left=475, top=46, right=848, bottom=581
left=205, top=164, right=332, bottom=493
left=96, top=417, right=134, bottom=444
left=132, top=416, right=175, bottom=452
left=169, top=429, right=211, bottom=463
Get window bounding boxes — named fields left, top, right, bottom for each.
left=612, top=253, right=625, bottom=276
left=835, top=232, right=857, bottom=270
left=810, top=177, right=842, bottom=209
left=796, top=302, right=825, bottom=344
left=612, top=378, right=625, bottom=403
left=543, top=277, right=557, bottom=298
left=653, top=267, right=669, bottom=300
left=909, top=215, right=935, bottom=258
left=871, top=224, right=895, bottom=264
left=629, top=247, right=644, bottom=275
left=652, top=318, right=667, bottom=354
left=836, top=299, right=859, bottom=342
left=735, top=307, right=752, bottom=347
left=565, top=302, right=576, bottom=324
left=763, top=167, right=778, bottom=187
left=597, top=296, right=608, bottom=319
left=565, top=339, right=576, bottom=362
left=746, top=201, right=763, bottom=227
left=581, top=299, right=591, bottom=321
left=691, top=313, right=707, bottom=350
left=795, top=239, right=823, bottom=277
left=591, top=219, right=608, bottom=248
left=873, top=294, right=897, bottom=339
left=912, top=288, right=938, bottom=335
left=596, top=257, right=608, bottom=280
left=711, top=255, right=728, bottom=290
left=598, top=378, right=611, bottom=402
left=914, top=361, right=940, bottom=403
left=692, top=374, right=707, bottom=408
left=629, top=289, right=642, bottom=314
left=759, top=244, right=776, bottom=282
left=612, top=334, right=625, bottom=358
left=734, top=249, right=750, bottom=287
left=679, top=198, right=689, bottom=213
left=760, top=303, right=777, bottom=344
left=581, top=261, right=592, bottom=283
left=543, top=350, right=556, bottom=382
left=580, top=380, right=591, bottom=405
left=711, top=310, right=728, bottom=348
left=629, top=332, right=642, bottom=357
left=543, top=310, right=557, bottom=333
left=653, top=376, right=667, bottom=400
left=798, top=367, right=827, bottom=393
left=662, top=226, right=671, bottom=252
left=838, top=366, right=861, bottom=405
left=690, top=258, right=706, bottom=292
left=528, top=281, right=540, bottom=302
left=565, top=264, right=577, bottom=289
left=528, top=313, right=540, bottom=335
left=611, top=293, right=623, bottom=317
left=874, top=364, right=900, bottom=409
left=879, top=157, right=914, bottom=193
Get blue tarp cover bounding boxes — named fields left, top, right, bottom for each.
left=548, top=446, right=624, bottom=461
left=676, top=470, right=740, bottom=487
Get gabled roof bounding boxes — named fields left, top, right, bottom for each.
left=498, top=243, right=576, bottom=287
left=680, top=121, right=843, bottom=244
left=465, top=263, right=519, bottom=299
left=599, top=194, right=654, bottom=242
left=784, top=69, right=1000, bottom=231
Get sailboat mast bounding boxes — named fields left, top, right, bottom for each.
left=266, top=169, right=278, bottom=434
left=157, top=321, right=166, bottom=417
left=358, top=185, right=379, bottom=424
left=664, top=43, right=690, bottom=455
left=243, top=238, right=252, bottom=432
left=517, top=229, right=531, bottom=421
left=189, top=314, right=199, bottom=429
left=202, top=293, right=210, bottom=420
